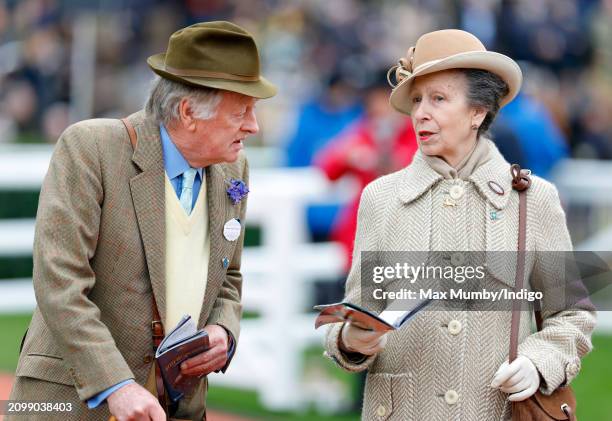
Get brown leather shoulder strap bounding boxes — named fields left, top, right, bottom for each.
left=151, top=296, right=164, bottom=348
left=121, top=118, right=138, bottom=150
left=509, top=164, right=530, bottom=363
left=120, top=117, right=168, bottom=413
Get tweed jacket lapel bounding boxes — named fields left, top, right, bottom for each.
left=126, top=111, right=168, bottom=324
left=198, top=162, right=234, bottom=328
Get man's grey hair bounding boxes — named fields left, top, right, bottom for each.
left=144, top=76, right=223, bottom=127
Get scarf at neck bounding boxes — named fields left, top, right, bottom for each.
left=422, top=137, right=492, bottom=180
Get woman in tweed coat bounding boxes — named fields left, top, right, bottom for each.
left=324, top=30, right=596, bottom=420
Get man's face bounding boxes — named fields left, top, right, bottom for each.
left=178, top=91, right=259, bottom=167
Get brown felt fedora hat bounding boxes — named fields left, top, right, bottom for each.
left=148, top=21, right=276, bottom=98
left=388, top=29, right=522, bottom=115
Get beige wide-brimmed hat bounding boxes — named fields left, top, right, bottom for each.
left=148, top=21, right=277, bottom=98
left=388, top=29, right=522, bottom=115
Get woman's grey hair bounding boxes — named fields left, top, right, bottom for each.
left=144, top=77, right=223, bottom=127
left=459, top=69, right=509, bottom=138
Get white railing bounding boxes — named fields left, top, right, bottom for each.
left=2, top=150, right=612, bottom=411
left=0, top=145, right=347, bottom=411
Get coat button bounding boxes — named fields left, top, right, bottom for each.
left=566, top=358, right=580, bottom=377
left=449, top=185, right=464, bottom=200
left=143, top=355, right=153, bottom=364
left=376, top=404, right=387, bottom=417
left=448, top=320, right=462, bottom=335
left=444, top=389, right=459, bottom=405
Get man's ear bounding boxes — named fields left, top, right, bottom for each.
left=178, top=98, right=197, bottom=132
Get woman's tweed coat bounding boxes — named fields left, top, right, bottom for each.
left=325, top=141, right=596, bottom=420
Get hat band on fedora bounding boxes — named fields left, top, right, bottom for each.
left=164, top=65, right=260, bottom=82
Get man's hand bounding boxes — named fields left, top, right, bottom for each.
left=491, top=355, right=540, bottom=402
left=340, top=322, right=388, bottom=356
left=180, top=324, right=229, bottom=378
left=107, top=382, right=165, bottom=421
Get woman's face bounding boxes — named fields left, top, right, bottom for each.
left=408, top=70, right=486, bottom=166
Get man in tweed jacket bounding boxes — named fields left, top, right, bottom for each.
left=8, top=21, right=276, bottom=420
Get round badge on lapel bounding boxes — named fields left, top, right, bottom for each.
left=487, top=181, right=504, bottom=196
left=223, top=218, right=241, bottom=241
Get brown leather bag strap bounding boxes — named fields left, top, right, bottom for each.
left=509, top=164, right=530, bottom=363
left=151, top=296, right=164, bottom=349
left=120, top=117, right=168, bottom=412
left=121, top=118, right=138, bottom=149
left=153, top=304, right=167, bottom=414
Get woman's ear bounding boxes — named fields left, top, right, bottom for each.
left=471, top=106, right=487, bottom=129
left=178, top=98, right=198, bottom=132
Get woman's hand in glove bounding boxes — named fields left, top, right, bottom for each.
left=491, top=355, right=540, bottom=401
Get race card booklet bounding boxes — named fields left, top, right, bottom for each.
left=313, top=298, right=432, bottom=332
left=155, top=315, right=209, bottom=402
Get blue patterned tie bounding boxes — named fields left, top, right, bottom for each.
left=179, top=168, right=197, bottom=214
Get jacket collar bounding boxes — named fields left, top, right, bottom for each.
left=397, top=151, right=443, bottom=204
left=398, top=140, right=513, bottom=210
left=125, top=110, right=164, bottom=172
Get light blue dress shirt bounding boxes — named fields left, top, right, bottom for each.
left=160, top=124, right=204, bottom=207
left=87, top=124, right=235, bottom=408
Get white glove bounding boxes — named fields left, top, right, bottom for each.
left=491, top=355, right=540, bottom=402
left=340, top=322, right=388, bottom=356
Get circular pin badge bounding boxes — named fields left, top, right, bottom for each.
left=488, top=181, right=505, bottom=196
left=223, top=218, right=241, bottom=241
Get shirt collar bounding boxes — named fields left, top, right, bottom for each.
left=160, top=124, right=203, bottom=180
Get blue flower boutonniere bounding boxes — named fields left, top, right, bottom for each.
left=226, top=178, right=249, bottom=205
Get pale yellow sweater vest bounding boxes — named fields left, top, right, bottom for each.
left=164, top=174, right=210, bottom=329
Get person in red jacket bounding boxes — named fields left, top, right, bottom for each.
left=315, top=71, right=418, bottom=271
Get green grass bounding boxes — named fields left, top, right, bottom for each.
left=207, top=387, right=359, bottom=421
left=572, top=334, right=612, bottom=420
left=0, top=313, right=31, bottom=372
left=1, top=312, right=609, bottom=420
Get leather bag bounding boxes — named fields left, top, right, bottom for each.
left=509, top=164, right=577, bottom=421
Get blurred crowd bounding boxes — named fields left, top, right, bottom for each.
left=0, top=0, right=609, bottom=155
left=1, top=0, right=611, bottom=256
